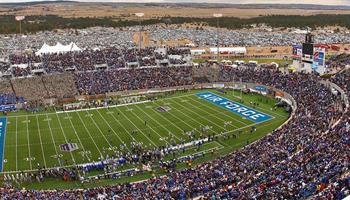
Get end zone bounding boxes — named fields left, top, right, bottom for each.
left=196, top=92, right=273, bottom=123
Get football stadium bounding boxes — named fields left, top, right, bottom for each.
left=0, top=1, right=349, bottom=199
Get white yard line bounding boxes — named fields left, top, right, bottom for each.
left=8, top=126, right=62, bottom=134
left=178, top=142, right=225, bottom=160
left=35, top=115, right=47, bottom=168
left=216, top=117, right=285, bottom=138
left=185, top=96, right=242, bottom=128
left=213, top=140, right=225, bottom=149
left=168, top=98, right=226, bottom=133
left=188, top=95, right=247, bottom=127
left=94, top=109, right=132, bottom=152
left=176, top=140, right=222, bottom=153
left=55, top=100, right=151, bottom=114
left=83, top=110, right=113, bottom=149
left=63, top=112, right=89, bottom=161
left=153, top=100, right=202, bottom=135
left=130, top=110, right=171, bottom=146
left=5, top=119, right=91, bottom=135
left=115, top=107, right=158, bottom=147
left=138, top=102, right=188, bottom=138
left=164, top=93, right=194, bottom=100
left=122, top=106, right=165, bottom=144
left=95, top=108, right=166, bottom=149
left=74, top=112, right=103, bottom=157
left=4, top=93, right=195, bottom=118
left=2, top=90, right=287, bottom=173
left=2, top=116, right=286, bottom=174
left=7, top=108, right=233, bottom=137
left=134, top=104, right=180, bottom=142
left=54, top=111, right=76, bottom=164
left=25, top=116, right=33, bottom=170
left=6, top=116, right=223, bottom=148
left=251, top=106, right=280, bottom=118
left=105, top=109, right=140, bottom=144
left=229, top=94, right=283, bottom=118
left=46, top=114, right=62, bottom=167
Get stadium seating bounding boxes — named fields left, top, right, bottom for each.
left=0, top=64, right=348, bottom=199
left=6, top=47, right=192, bottom=77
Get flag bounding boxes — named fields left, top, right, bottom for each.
left=15, top=16, right=25, bottom=21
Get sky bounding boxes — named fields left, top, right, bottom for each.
left=0, top=0, right=349, bottom=5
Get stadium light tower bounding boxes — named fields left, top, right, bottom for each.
left=135, top=12, right=145, bottom=51
left=213, top=13, right=222, bottom=61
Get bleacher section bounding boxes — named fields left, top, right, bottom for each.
left=0, top=80, right=15, bottom=94
left=5, top=47, right=192, bottom=78
left=42, top=73, right=79, bottom=99
left=12, top=77, right=47, bottom=102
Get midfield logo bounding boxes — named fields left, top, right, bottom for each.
left=60, top=143, right=79, bottom=152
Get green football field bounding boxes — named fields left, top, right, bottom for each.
left=1, top=89, right=289, bottom=174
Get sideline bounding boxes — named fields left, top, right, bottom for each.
left=55, top=100, right=151, bottom=114
left=0, top=117, right=7, bottom=172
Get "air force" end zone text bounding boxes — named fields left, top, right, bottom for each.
left=196, top=92, right=273, bottom=123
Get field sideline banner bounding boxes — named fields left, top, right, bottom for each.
left=0, top=104, right=16, bottom=112
left=0, top=117, right=7, bottom=172
left=196, top=92, right=273, bottom=123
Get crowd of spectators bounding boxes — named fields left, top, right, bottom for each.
left=42, top=73, right=79, bottom=99
left=5, top=46, right=191, bottom=77
left=0, top=79, right=14, bottom=94
left=331, top=68, right=350, bottom=94
left=327, top=54, right=350, bottom=70
left=74, top=66, right=193, bottom=95
left=12, top=67, right=31, bottom=77
left=313, top=68, right=350, bottom=199
left=0, top=73, right=79, bottom=103
left=0, top=46, right=192, bottom=102
left=0, top=61, right=10, bottom=73
left=11, top=76, right=48, bottom=102
left=0, top=22, right=348, bottom=198
left=0, top=93, right=24, bottom=105
left=0, top=65, right=348, bottom=199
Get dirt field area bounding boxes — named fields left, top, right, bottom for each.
left=1, top=4, right=350, bottom=19
left=132, top=32, right=350, bottom=58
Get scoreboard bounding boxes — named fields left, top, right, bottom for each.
left=294, top=33, right=327, bottom=74
left=302, top=43, right=314, bottom=57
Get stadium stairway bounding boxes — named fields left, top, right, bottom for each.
left=193, top=64, right=220, bottom=83
left=9, top=79, right=16, bottom=96
left=40, top=76, right=51, bottom=98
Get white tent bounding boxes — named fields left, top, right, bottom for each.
left=69, top=42, right=81, bottom=52
left=36, top=42, right=82, bottom=55
left=209, top=47, right=247, bottom=54
left=36, top=43, right=51, bottom=55
left=190, top=49, right=206, bottom=55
